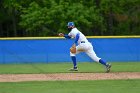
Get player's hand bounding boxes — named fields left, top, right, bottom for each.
left=58, top=33, right=64, bottom=37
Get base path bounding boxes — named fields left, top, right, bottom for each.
left=0, top=72, right=140, bottom=82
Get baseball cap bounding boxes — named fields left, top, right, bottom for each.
left=67, top=22, right=75, bottom=26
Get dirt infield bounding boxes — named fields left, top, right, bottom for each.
left=0, top=72, right=140, bottom=82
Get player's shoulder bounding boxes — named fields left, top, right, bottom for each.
left=73, top=27, right=78, bottom=31
left=71, top=28, right=80, bottom=33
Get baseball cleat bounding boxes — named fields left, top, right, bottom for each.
left=106, top=64, right=111, bottom=73
left=69, top=67, right=78, bottom=71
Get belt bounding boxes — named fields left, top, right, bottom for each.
left=81, top=41, right=85, bottom=43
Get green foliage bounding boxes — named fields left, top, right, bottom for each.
left=20, top=2, right=43, bottom=31
left=19, top=0, right=106, bottom=36
left=100, top=0, right=140, bottom=35
left=0, top=0, right=140, bottom=36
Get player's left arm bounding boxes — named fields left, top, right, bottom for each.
left=70, top=32, right=79, bottom=53
left=74, top=33, right=80, bottom=44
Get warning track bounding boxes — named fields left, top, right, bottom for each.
left=0, top=72, right=140, bottom=82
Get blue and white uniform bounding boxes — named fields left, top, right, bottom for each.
left=64, top=22, right=111, bottom=72
left=68, top=27, right=101, bottom=62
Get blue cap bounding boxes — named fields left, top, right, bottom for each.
left=67, top=22, right=75, bottom=26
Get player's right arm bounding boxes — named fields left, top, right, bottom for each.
left=58, top=33, right=71, bottom=39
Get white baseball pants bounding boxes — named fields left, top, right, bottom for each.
left=70, top=42, right=101, bottom=62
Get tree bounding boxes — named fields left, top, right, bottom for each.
left=100, top=0, right=140, bottom=35
left=0, top=0, right=140, bottom=37
left=19, top=0, right=104, bottom=36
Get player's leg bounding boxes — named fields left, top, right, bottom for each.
left=70, top=52, right=77, bottom=70
left=69, top=47, right=81, bottom=71
left=85, top=44, right=111, bottom=72
left=70, top=43, right=90, bottom=71
left=69, top=43, right=86, bottom=71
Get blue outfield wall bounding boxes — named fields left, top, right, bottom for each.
left=0, top=37, right=140, bottom=64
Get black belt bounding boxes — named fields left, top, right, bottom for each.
left=81, top=41, right=85, bottom=43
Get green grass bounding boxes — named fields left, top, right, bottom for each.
left=0, top=62, right=139, bottom=74
left=0, top=62, right=140, bottom=93
left=0, top=79, right=140, bottom=93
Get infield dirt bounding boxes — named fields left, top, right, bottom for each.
left=0, top=72, right=140, bottom=82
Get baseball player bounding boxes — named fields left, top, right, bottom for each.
left=58, top=22, right=111, bottom=73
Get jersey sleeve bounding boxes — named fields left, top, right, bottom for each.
left=64, top=34, right=71, bottom=39
left=74, top=33, right=80, bottom=44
